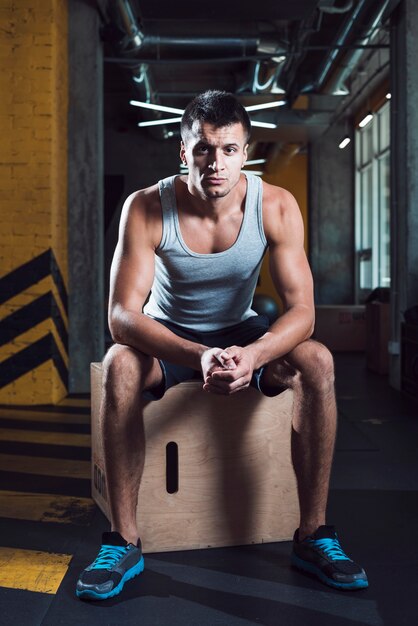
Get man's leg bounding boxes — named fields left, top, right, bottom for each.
left=76, top=343, right=163, bottom=600
left=261, top=339, right=336, bottom=537
left=101, top=343, right=164, bottom=545
left=261, top=339, right=368, bottom=590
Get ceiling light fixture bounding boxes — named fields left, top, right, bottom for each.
left=359, top=112, right=374, bottom=128
left=130, top=100, right=184, bottom=114
left=245, top=101, right=286, bottom=112
left=245, top=158, right=267, bottom=165
left=338, top=136, right=351, bottom=149
left=386, top=92, right=391, bottom=100
left=132, top=100, right=284, bottom=131
left=138, top=117, right=182, bottom=127
left=251, top=121, right=278, bottom=129
left=242, top=169, right=263, bottom=175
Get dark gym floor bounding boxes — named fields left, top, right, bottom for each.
left=0, top=353, right=417, bottom=626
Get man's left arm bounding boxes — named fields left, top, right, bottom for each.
left=245, top=186, right=314, bottom=368
left=204, top=186, right=314, bottom=394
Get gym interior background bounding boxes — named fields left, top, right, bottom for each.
left=0, top=1, right=418, bottom=624
left=2, top=0, right=418, bottom=404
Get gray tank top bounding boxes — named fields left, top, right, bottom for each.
left=143, top=173, right=267, bottom=331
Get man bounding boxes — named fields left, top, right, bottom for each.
left=76, top=90, right=368, bottom=601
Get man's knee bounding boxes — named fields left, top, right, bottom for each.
left=103, top=344, right=153, bottom=387
left=291, top=340, right=335, bottom=388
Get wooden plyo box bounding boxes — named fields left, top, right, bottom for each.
left=91, top=362, right=298, bottom=553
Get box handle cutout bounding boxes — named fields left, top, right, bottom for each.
left=166, top=441, right=179, bottom=494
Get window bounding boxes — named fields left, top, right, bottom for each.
left=355, top=101, right=390, bottom=302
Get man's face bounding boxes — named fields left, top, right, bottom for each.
left=180, top=121, right=248, bottom=199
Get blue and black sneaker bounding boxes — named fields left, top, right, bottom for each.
left=76, top=531, right=144, bottom=600
left=291, top=525, right=368, bottom=590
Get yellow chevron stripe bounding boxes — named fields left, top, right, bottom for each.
left=0, top=491, right=95, bottom=525
left=0, top=360, right=68, bottom=405
left=0, top=318, right=68, bottom=367
left=0, top=428, right=90, bottom=447
left=0, top=407, right=90, bottom=425
left=0, top=547, right=72, bottom=594
left=0, top=453, right=90, bottom=479
left=0, top=275, right=68, bottom=328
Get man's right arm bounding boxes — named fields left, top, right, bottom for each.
left=109, top=186, right=234, bottom=376
left=108, top=187, right=209, bottom=371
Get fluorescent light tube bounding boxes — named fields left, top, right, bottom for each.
left=251, top=121, right=278, bottom=129
left=359, top=112, right=373, bottom=128
left=130, top=100, right=184, bottom=114
left=245, top=158, right=267, bottom=165
left=138, top=117, right=182, bottom=127
left=339, top=136, right=351, bottom=149
left=245, top=101, right=286, bottom=112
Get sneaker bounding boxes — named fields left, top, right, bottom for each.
left=291, top=525, right=368, bottom=590
left=76, top=531, right=144, bottom=600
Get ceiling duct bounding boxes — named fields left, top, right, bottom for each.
left=306, top=0, right=391, bottom=95
left=318, top=0, right=354, bottom=15
left=112, top=0, right=287, bottom=62
left=112, top=1, right=286, bottom=68
left=251, top=57, right=286, bottom=95
left=116, top=0, right=144, bottom=51
left=131, top=63, right=154, bottom=104
left=110, top=0, right=288, bottom=136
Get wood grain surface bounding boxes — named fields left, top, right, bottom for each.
left=91, top=363, right=298, bottom=553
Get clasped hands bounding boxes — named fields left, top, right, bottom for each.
left=201, top=346, right=255, bottom=395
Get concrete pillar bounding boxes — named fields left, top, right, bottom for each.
left=309, top=122, right=355, bottom=304
left=68, top=1, right=104, bottom=392
left=389, top=0, right=418, bottom=389
left=104, top=125, right=180, bottom=303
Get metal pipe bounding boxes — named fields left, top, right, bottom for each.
left=313, top=0, right=391, bottom=95
left=111, top=0, right=288, bottom=135
left=132, top=63, right=152, bottom=102
left=120, top=34, right=286, bottom=62
left=116, top=0, right=144, bottom=50
left=138, top=35, right=256, bottom=59
left=112, top=2, right=286, bottom=61
left=253, top=62, right=277, bottom=92
left=319, top=0, right=354, bottom=14
left=251, top=59, right=285, bottom=94
left=314, top=0, right=370, bottom=90
left=324, top=0, right=391, bottom=95
left=104, top=53, right=285, bottom=65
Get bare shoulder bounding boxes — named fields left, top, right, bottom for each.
left=261, top=180, right=304, bottom=245
left=119, top=182, right=162, bottom=249
left=121, top=182, right=161, bottom=221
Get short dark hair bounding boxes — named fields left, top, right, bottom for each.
left=181, top=90, right=251, bottom=143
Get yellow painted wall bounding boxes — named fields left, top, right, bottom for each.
left=0, top=0, right=68, bottom=404
left=254, top=150, right=308, bottom=311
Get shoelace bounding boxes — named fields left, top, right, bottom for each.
left=307, top=537, right=350, bottom=561
left=91, top=544, right=129, bottom=570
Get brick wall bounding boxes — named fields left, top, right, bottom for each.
left=0, top=0, right=68, bottom=404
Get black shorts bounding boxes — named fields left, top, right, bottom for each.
left=143, top=314, right=287, bottom=401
